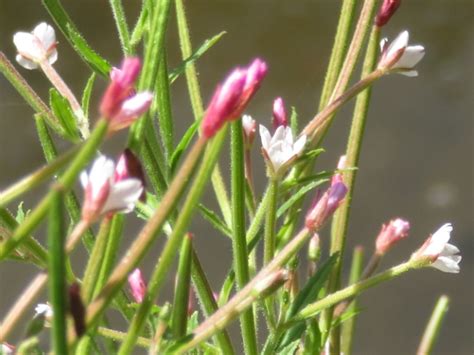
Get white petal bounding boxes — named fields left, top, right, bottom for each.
left=88, top=156, right=114, bottom=198
left=101, top=179, right=142, bottom=214
left=399, top=70, right=418, bottom=77
left=120, top=92, right=153, bottom=115
left=48, top=49, right=58, bottom=65
left=380, top=38, right=388, bottom=53
left=33, top=23, right=56, bottom=51
left=293, top=134, right=307, bottom=156
left=431, top=223, right=453, bottom=244
left=16, top=54, right=39, bottom=70
left=395, top=45, right=425, bottom=69
left=242, top=114, right=255, bottom=133
left=259, top=124, right=271, bottom=150
left=80, top=171, right=89, bottom=189
left=271, top=125, right=287, bottom=145
left=441, top=243, right=460, bottom=256
left=386, top=31, right=409, bottom=60
left=13, top=32, right=42, bottom=59
left=432, top=256, right=460, bottom=273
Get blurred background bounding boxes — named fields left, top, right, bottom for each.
left=1, top=1, right=472, bottom=354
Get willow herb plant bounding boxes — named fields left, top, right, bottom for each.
left=0, top=0, right=461, bottom=354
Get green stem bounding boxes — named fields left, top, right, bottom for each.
left=324, top=25, right=380, bottom=350
left=264, top=180, right=279, bottom=265
left=171, top=233, right=193, bottom=337
left=175, top=0, right=232, bottom=226
left=48, top=191, right=68, bottom=355
left=341, top=246, right=364, bottom=355
left=191, top=249, right=235, bottom=354
left=109, top=0, right=132, bottom=55
left=416, top=295, right=450, bottom=355
left=295, top=261, right=414, bottom=321
left=117, top=129, right=227, bottom=354
left=0, top=120, right=108, bottom=260
left=231, top=120, right=258, bottom=355
left=97, top=327, right=151, bottom=348
left=318, top=0, right=357, bottom=111
left=81, top=217, right=113, bottom=303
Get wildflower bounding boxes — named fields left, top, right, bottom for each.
left=412, top=223, right=461, bottom=273
left=259, top=125, right=306, bottom=177
left=272, top=97, right=288, bottom=128
left=99, top=58, right=153, bottom=132
left=13, top=22, right=57, bottom=70
left=201, top=58, right=267, bottom=138
left=80, top=155, right=143, bottom=223
left=305, top=179, right=348, bottom=231
left=35, top=303, right=53, bottom=318
left=375, top=0, right=401, bottom=27
left=242, top=114, right=257, bottom=148
left=378, top=31, right=425, bottom=77
left=375, top=218, right=410, bottom=255
left=128, top=268, right=147, bottom=303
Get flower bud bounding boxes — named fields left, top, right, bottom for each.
left=68, top=283, right=86, bottom=338
left=128, top=268, right=147, bottom=303
left=242, top=114, right=257, bottom=149
left=308, top=233, right=321, bottom=262
left=375, top=218, right=410, bottom=255
left=272, top=97, right=288, bottom=129
left=375, top=0, right=401, bottom=27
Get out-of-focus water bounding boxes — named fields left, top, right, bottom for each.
left=0, top=1, right=472, bottom=354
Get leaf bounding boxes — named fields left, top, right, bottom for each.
left=169, top=31, right=226, bottom=84
left=15, top=202, right=28, bottom=224
left=277, top=178, right=329, bottom=218
left=24, top=314, right=46, bottom=338
left=186, top=311, right=199, bottom=332
left=170, top=120, right=199, bottom=173
left=279, top=338, right=301, bottom=355
left=277, top=254, right=339, bottom=350
left=290, top=106, right=298, bottom=136
left=81, top=72, right=96, bottom=117
left=49, top=88, right=80, bottom=142
left=42, top=0, right=111, bottom=76
left=198, top=204, right=232, bottom=238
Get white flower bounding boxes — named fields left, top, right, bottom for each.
left=259, top=125, right=306, bottom=176
left=13, top=22, right=57, bottom=70
left=35, top=303, right=53, bottom=318
left=378, top=30, right=425, bottom=77
left=415, top=223, right=461, bottom=273
left=80, top=156, right=143, bottom=222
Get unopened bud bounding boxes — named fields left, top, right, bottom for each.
left=242, top=114, right=257, bottom=149
left=375, top=218, right=410, bottom=255
left=272, top=97, right=288, bottom=128
left=68, top=283, right=86, bottom=338
left=128, top=268, right=147, bottom=303
left=308, top=233, right=321, bottom=262
left=375, top=0, right=401, bottom=27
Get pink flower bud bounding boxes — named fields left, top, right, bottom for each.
left=128, top=268, right=147, bottom=303
left=375, top=0, right=401, bottom=27
left=305, top=180, right=347, bottom=231
left=201, top=58, right=267, bottom=138
left=272, top=97, right=288, bottom=129
left=375, top=218, right=410, bottom=255
left=100, top=58, right=153, bottom=132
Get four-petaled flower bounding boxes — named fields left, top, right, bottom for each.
left=412, top=223, right=461, bottom=273
left=378, top=30, right=425, bottom=77
left=13, top=22, right=57, bottom=70
left=80, top=155, right=143, bottom=223
left=259, top=124, right=306, bottom=177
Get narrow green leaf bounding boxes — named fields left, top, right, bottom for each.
left=198, top=204, right=232, bottom=238
left=109, top=0, right=132, bottom=55
left=81, top=72, right=96, bottom=118
left=170, top=120, right=199, bottom=173
left=42, top=0, right=110, bottom=76
left=277, top=178, right=329, bottom=218
left=15, top=202, right=28, bottom=224
left=49, top=88, right=80, bottom=142
left=279, top=339, right=301, bottom=355
left=168, top=31, right=226, bottom=84
left=290, top=106, right=298, bottom=136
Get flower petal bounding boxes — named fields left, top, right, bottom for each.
left=395, top=45, right=425, bottom=69
left=259, top=124, right=271, bottom=150
left=16, top=54, right=39, bottom=70
left=33, top=22, right=56, bottom=51
left=432, top=256, right=461, bottom=273
left=13, top=32, right=41, bottom=59
left=101, top=178, right=143, bottom=214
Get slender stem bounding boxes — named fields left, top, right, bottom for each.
left=417, top=295, right=450, bottom=355
left=0, top=220, right=90, bottom=341
left=341, top=246, right=364, bottom=355
left=97, top=327, right=151, bottom=348
left=324, top=25, right=381, bottom=350
left=39, top=60, right=89, bottom=138
left=81, top=217, right=113, bottom=303
left=0, top=52, right=61, bottom=133
left=230, top=120, right=258, bottom=355
left=0, top=120, right=108, bottom=260
left=191, top=249, right=235, bottom=354
left=109, top=0, right=132, bottom=56
left=264, top=179, right=279, bottom=265
left=84, top=135, right=207, bottom=335
left=295, top=261, right=414, bottom=321
left=117, top=130, right=227, bottom=354
left=318, top=0, right=357, bottom=111
left=171, top=233, right=193, bottom=337
left=48, top=190, right=68, bottom=355
left=175, top=0, right=232, bottom=226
